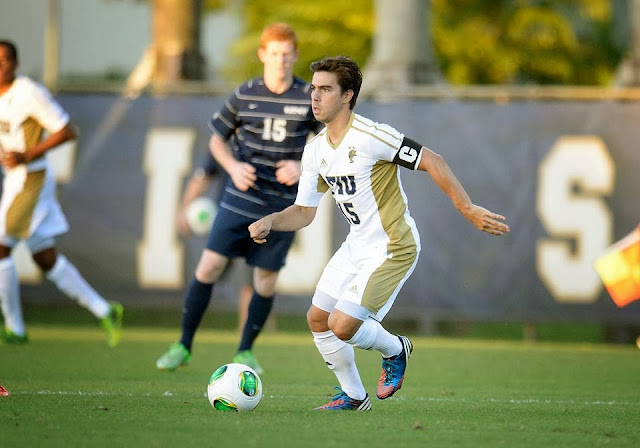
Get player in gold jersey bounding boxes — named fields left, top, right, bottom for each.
left=0, top=40, right=122, bottom=346
left=249, top=56, right=509, bottom=410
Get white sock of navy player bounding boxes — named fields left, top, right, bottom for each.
left=0, top=257, right=27, bottom=336
left=312, top=330, right=367, bottom=400
left=347, top=318, right=403, bottom=358
left=45, top=254, right=111, bottom=318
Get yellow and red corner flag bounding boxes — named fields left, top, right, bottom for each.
left=594, top=226, right=640, bottom=307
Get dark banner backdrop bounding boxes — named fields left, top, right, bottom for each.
left=13, top=94, right=640, bottom=326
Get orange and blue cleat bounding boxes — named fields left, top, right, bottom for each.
left=315, top=386, right=371, bottom=411
left=377, top=335, right=413, bottom=400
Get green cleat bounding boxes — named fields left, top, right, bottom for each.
left=1, top=330, right=29, bottom=344
left=101, top=301, right=124, bottom=347
left=156, top=342, right=191, bottom=371
left=233, top=350, right=264, bottom=375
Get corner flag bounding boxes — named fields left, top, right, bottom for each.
left=594, top=226, right=640, bottom=307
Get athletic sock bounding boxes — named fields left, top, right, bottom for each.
left=45, top=254, right=110, bottom=318
left=179, top=277, right=214, bottom=352
left=237, top=291, right=274, bottom=351
left=312, top=330, right=367, bottom=400
left=0, top=257, right=25, bottom=335
left=347, top=318, right=402, bottom=358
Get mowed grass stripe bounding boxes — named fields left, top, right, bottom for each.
left=24, top=325, right=637, bottom=352
left=14, top=389, right=640, bottom=407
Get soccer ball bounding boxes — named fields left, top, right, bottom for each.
left=207, top=363, right=263, bottom=412
left=186, top=197, right=217, bottom=237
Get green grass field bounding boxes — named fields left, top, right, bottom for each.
left=1, top=324, right=639, bottom=448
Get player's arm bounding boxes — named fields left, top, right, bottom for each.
left=416, top=143, right=509, bottom=236
left=209, top=133, right=256, bottom=191
left=1, top=123, right=75, bottom=168
left=249, top=204, right=317, bottom=244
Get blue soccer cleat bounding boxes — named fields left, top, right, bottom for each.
left=377, top=335, right=413, bottom=400
left=314, top=386, right=371, bottom=411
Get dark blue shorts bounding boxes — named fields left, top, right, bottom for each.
left=206, top=206, right=295, bottom=272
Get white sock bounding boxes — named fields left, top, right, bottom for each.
left=347, top=318, right=402, bottom=358
left=312, top=330, right=367, bottom=400
left=0, top=257, right=26, bottom=335
left=46, top=254, right=110, bottom=318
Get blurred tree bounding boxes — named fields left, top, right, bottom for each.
left=430, top=0, right=623, bottom=85
left=363, top=0, right=443, bottom=99
left=126, top=0, right=227, bottom=93
left=128, top=0, right=624, bottom=87
left=616, top=0, right=640, bottom=85
left=221, top=0, right=374, bottom=82
left=151, top=0, right=205, bottom=83
left=220, top=0, right=622, bottom=86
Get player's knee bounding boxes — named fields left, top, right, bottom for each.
left=32, top=247, right=57, bottom=271
left=306, top=307, right=329, bottom=332
left=253, top=268, right=277, bottom=296
left=329, top=324, right=353, bottom=341
left=327, top=316, right=358, bottom=341
left=0, top=245, right=12, bottom=259
left=195, top=251, right=227, bottom=282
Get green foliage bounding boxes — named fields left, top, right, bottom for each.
left=222, top=0, right=374, bottom=82
left=203, top=0, right=228, bottom=10
left=431, top=0, right=623, bottom=85
left=219, top=0, right=623, bottom=86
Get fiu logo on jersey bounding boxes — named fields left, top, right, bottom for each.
left=348, top=147, right=357, bottom=163
left=0, top=120, right=9, bottom=134
left=283, top=105, right=309, bottom=116
left=326, top=175, right=356, bottom=195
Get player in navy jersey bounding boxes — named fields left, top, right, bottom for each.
left=157, top=23, right=322, bottom=372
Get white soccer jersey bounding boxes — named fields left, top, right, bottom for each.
left=0, top=76, right=69, bottom=245
left=0, top=76, right=69, bottom=172
left=296, top=113, right=422, bottom=258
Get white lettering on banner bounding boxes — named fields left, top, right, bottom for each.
left=277, top=194, right=333, bottom=294
left=15, top=140, right=77, bottom=284
left=536, top=136, right=615, bottom=303
left=137, top=128, right=194, bottom=289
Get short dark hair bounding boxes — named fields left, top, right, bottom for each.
left=310, top=56, right=362, bottom=110
left=0, top=40, right=18, bottom=62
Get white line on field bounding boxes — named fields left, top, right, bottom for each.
left=13, top=390, right=640, bottom=406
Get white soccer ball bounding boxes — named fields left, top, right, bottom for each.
left=186, top=197, right=217, bottom=237
left=207, top=363, right=263, bottom=413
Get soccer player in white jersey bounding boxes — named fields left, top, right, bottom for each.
left=249, top=56, right=510, bottom=410
left=0, top=40, right=123, bottom=346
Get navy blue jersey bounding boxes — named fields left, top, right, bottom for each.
left=209, top=76, right=323, bottom=219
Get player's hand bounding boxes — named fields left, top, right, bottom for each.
left=176, top=208, right=192, bottom=236
left=248, top=216, right=274, bottom=244
left=229, top=161, right=257, bottom=191
left=0, top=150, right=28, bottom=168
left=275, top=160, right=301, bottom=186
left=464, top=205, right=510, bottom=236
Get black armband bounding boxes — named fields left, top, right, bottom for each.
left=392, top=137, right=423, bottom=170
